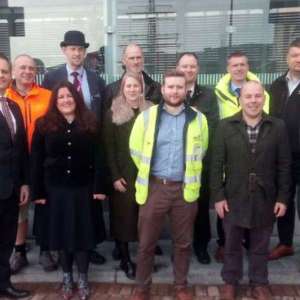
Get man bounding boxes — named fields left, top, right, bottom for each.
left=210, top=81, right=291, bottom=300
left=176, top=52, right=219, bottom=264
left=0, top=53, right=30, bottom=298
left=42, top=30, right=107, bottom=265
left=105, top=42, right=162, bottom=259
left=214, top=51, right=270, bottom=262
left=104, top=43, right=161, bottom=111
left=268, top=38, right=300, bottom=260
left=129, top=70, right=208, bottom=300
left=5, top=54, right=53, bottom=273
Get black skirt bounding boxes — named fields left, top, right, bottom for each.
left=46, top=184, right=96, bottom=251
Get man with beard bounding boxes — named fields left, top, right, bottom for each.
left=129, top=69, right=208, bottom=300
left=176, top=52, right=219, bottom=264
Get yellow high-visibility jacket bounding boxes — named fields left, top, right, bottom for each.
left=129, top=104, right=208, bottom=205
left=215, top=72, right=270, bottom=119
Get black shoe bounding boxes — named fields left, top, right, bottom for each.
left=0, top=286, right=30, bottom=298
left=120, top=260, right=136, bottom=280
left=155, top=245, right=163, bottom=256
left=196, top=249, right=211, bottom=264
left=112, top=246, right=121, bottom=261
left=89, top=250, right=106, bottom=265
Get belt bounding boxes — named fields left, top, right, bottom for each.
left=150, top=175, right=183, bottom=185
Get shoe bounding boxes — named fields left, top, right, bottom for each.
left=220, top=284, right=235, bottom=300
left=10, top=252, right=28, bottom=274
left=61, top=272, right=74, bottom=300
left=195, top=248, right=211, bottom=264
left=39, top=251, right=58, bottom=272
left=175, top=287, right=193, bottom=300
left=253, top=285, right=272, bottom=300
left=120, top=260, right=136, bottom=280
left=268, top=244, right=294, bottom=260
left=112, top=246, right=121, bottom=261
left=0, top=285, right=30, bottom=298
left=214, top=246, right=224, bottom=263
left=77, top=273, right=90, bottom=300
left=129, top=289, right=150, bottom=300
left=89, top=250, right=106, bottom=265
left=155, top=245, right=163, bottom=256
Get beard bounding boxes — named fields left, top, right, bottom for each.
left=164, top=97, right=185, bottom=107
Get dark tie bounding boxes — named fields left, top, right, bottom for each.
left=186, top=90, right=192, bottom=105
left=71, top=71, right=81, bottom=93
left=0, top=97, right=15, bottom=139
left=235, top=87, right=241, bottom=97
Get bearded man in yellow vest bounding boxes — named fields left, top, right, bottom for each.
left=129, top=69, right=208, bottom=300
left=214, top=51, right=270, bottom=262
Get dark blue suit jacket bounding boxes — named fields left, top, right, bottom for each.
left=0, top=100, right=28, bottom=199
left=42, top=65, right=106, bottom=121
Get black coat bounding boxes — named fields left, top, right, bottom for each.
left=0, top=99, right=28, bottom=199
left=269, top=72, right=300, bottom=183
left=42, top=65, right=106, bottom=121
left=104, top=71, right=161, bottom=111
left=210, top=112, right=291, bottom=228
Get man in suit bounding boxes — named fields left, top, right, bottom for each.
left=104, top=43, right=161, bottom=111
left=176, top=52, right=219, bottom=264
left=0, top=53, right=30, bottom=298
left=42, top=30, right=107, bottom=265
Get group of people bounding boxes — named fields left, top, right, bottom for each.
left=0, top=29, right=299, bottom=300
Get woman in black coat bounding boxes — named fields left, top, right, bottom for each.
left=31, top=81, right=106, bottom=300
left=104, top=72, right=152, bottom=279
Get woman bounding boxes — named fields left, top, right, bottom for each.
left=104, top=72, right=152, bottom=279
left=31, top=81, right=105, bottom=300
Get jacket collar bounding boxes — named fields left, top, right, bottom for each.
left=229, top=111, right=272, bottom=125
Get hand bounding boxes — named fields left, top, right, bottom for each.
left=215, top=200, right=229, bottom=219
left=19, top=185, right=29, bottom=206
left=113, top=178, right=127, bottom=193
left=34, top=199, right=46, bottom=205
left=93, top=194, right=106, bottom=201
left=274, top=202, right=287, bottom=217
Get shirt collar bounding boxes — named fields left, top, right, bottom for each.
left=162, top=103, right=185, bottom=116
left=66, top=64, right=84, bottom=77
left=286, top=71, right=300, bottom=82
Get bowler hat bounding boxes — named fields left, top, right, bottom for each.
left=60, top=30, right=89, bottom=48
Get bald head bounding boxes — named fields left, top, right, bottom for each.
left=122, top=43, right=144, bottom=74
left=13, top=54, right=36, bottom=89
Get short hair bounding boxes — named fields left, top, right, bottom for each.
left=227, top=51, right=248, bottom=63
left=288, top=38, right=300, bottom=51
left=13, top=54, right=36, bottom=68
left=176, top=52, right=199, bottom=66
left=163, top=69, right=186, bottom=85
left=240, top=80, right=264, bottom=97
left=0, top=52, right=12, bottom=71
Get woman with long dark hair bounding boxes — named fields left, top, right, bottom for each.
left=104, top=72, right=152, bottom=279
left=31, top=81, right=105, bottom=300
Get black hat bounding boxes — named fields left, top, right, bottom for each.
left=60, top=30, right=89, bottom=48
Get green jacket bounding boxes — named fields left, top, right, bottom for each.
left=129, top=103, right=208, bottom=205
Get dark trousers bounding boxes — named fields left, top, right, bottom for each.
left=60, top=250, right=89, bottom=273
left=193, top=193, right=211, bottom=251
left=222, top=218, right=272, bottom=285
left=136, top=179, right=198, bottom=291
left=277, top=183, right=296, bottom=246
left=0, top=194, right=18, bottom=289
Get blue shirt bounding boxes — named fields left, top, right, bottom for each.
left=230, top=81, right=242, bottom=98
left=151, top=105, right=186, bottom=181
left=66, top=64, right=92, bottom=108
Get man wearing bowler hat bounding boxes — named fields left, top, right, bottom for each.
left=42, top=30, right=107, bottom=265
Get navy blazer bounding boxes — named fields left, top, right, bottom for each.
left=0, top=99, right=28, bottom=199
left=42, top=65, right=106, bottom=121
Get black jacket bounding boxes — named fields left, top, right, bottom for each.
left=42, top=65, right=106, bottom=121
left=210, top=112, right=291, bottom=228
left=0, top=99, right=28, bottom=199
left=104, top=71, right=161, bottom=111
left=30, top=119, right=105, bottom=200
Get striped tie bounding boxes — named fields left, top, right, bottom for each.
left=0, top=97, right=15, bottom=139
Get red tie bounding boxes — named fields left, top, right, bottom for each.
left=0, top=97, right=15, bottom=139
left=71, top=71, right=82, bottom=93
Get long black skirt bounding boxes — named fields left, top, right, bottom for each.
left=46, top=185, right=96, bottom=251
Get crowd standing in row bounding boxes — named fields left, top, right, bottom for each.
left=0, top=30, right=299, bottom=300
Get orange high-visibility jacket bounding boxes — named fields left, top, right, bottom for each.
left=6, top=82, right=51, bottom=150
